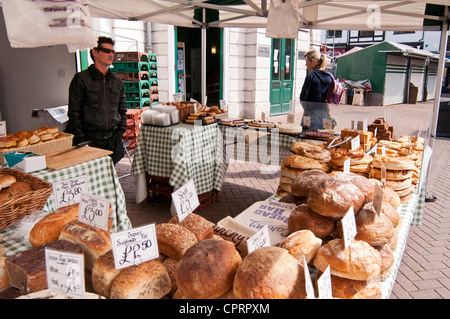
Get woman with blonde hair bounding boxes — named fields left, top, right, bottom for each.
left=300, top=49, right=335, bottom=129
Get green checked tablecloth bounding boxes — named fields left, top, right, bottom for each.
left=0, top=156, right=132, bottom=257
left=131, top=123, right=228, bottom=203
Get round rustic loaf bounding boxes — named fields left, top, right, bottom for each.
left=333, top=172, right=375, bottom=203
left=313, top=238, right=381, bottom=281
left=291, top=169, right=330, bottom=197
left=279, top=230, right=322, bottom=264
left=327, top=275, right=382, bottom=299
left=364, top=201, right=400, bottom=228
left=376, top=244, right=395, bottom=281
left=176, top=239, right=242, bottom=299
left=307, top=177, right=365, bottom=218
left=288, top=204, right=336, bottom=239
left=353, top=208, right=395, bottom=247
left=233, top=246, right=306, bottom=299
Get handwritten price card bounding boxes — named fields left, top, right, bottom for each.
left=341, top=206, right=357, bottom=249
left=110, top=224, right=159, bottom=270
left=247, top=225, right=270, bottom=254
left=78, top=193, right=110, bottom=231
left=373, top=182, right=384, bottom=215
left=53, top=176, right=87, bottom=208
left=304, top=256, right=315, bottom=299
left=171, top=179, right=200, bottom=222
left=317, top=266, right=332, bottom=299
left=45, top=248, right=85, bottom=299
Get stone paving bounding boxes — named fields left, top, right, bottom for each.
left=116, top=98, right=450, bottom=299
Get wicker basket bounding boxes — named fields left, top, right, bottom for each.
left=174, top=102, right=198, bottom=122
left=0, top=134, right=74, bottom=165
left=0, top=168, right=53, bottom=231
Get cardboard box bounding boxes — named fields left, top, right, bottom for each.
left=4, top=152, right=46, bottom=173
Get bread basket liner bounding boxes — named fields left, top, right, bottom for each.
left=0, top=168, right=53, bottom=231
left=0, top=134, right=74, bottom=165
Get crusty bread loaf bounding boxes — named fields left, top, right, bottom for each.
left=372, top=155, right=416, bottom=170
left=291, top=142, right=330, bottom=160
left=5, top=240, right=83, bottom=294
left=177, top=239, right=242, bottom=299
left=9, top=182, right=32, bottom=196
left=59, top=221, right=112, bottom=272
left=313, top=238, right=381, bottom=281
left=307, top=177, right=365, bottom=218
left=162, top=258, right=179, bottom=298
left=376, top=244, right=395, bottom=281
left=0, top=257, right=11, bottom=292
left=278, top=192, right=307, bottom=206
left=155, top=223, right=198, bottom=260
left=288, top=204, right=336, bottom=239
left=353, top=208, right=395, bottom=247
left=291, top=169, right=330, bottom=197
left=369, top=167, right=413, bottom=180
left=168, top=213, right=214, bottom=241
left=91, top=250, right=121, bottom=299
left=279, top=230, right=322, bottom=264
left=381, top=185, right=401, bottom=208
left=109, top=259, right=171, bottom=299
left=333, top=172, right=375, bottom=203
left=0, top=174, right=16, bottom=188
left=29, top=203, right=80, bottom=247
left=283, top=154, right=330, bottom=171
left=280, top=164, right=307, bottom=180
left=233, top=246, right=306, bottom=299
left=364, top=201, right=400, bottom=228
left=328, top=275, right=382, bottom=299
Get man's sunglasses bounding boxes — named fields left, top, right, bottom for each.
left=96, top=47, right=115, bottom=54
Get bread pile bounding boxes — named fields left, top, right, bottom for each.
left=368, top=118, right=395, bottom=141
left=369, top=135, right=424, bottom=202
left=0, top=174, right=33, bottom=203
left=0, top=126, right=69, bottom=150
left=329, top=147, right=372, bottom=177
left=278, top=170, right=402, bottom=298
left=277, top=142, right=331, bottom=197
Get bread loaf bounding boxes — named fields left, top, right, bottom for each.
left=59, top=221, right=112, bottom=272
left=279, top=230, right=322, bottom=264
left=353, top=208, right=395, bottom=247
left=333, top=172, right=375, bottom=203
left=0, top=257, right=11, bottom=292
left=9, top=182, right=32, bottom=196
left=0, top=174, right=16, bottom=189
left=29, top=203, right=80, bottom=247
left=233, top=246, right=306, bottom=299
left=307, top=177, right=365, bottom=218
left=313, top=238, right=381, bottom=281
left=168, top=213, right=214, bottom=241
left=288, top=204, right=336, bottom=239
left=291, top=169, right=330, bottom=197
left=278, top=192, right=307, bottom=206
left=162, top=258, right=179, bottom=298
left=5, top=240, right=83, bottom=294
left=177, top=239, right=241, bottom=299
left=376, top=244, right=395, bottom=281
left=155, top=223, right=198, bottom=260
left=91, top=250, right=121, bottom=299
left=364, top=201, right=400, bottom=228
left=328, top=275, right=382, bottom=299
left=109, top=259, right=171, bottom=299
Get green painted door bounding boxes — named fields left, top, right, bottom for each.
left=270, top=38, right=295, bottom=115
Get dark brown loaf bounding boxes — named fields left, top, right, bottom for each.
left=5, top=240, right=83, bottom=294
left=307, top=177, right=365, bottom=218
left=313, top=238, right=381, bottom=281
left=288, top=204, right=336, bottom=239
left=278, top=192, right=307, bottom=206
left=233, top=246, right=306, bottom=299
left=291, top=169, right=330, bottom=197
left=29, top=203, right=80, bottom=247
left=177, top=239, right=241, bottom=299
left=169, top=213, right=214, bottom=241
left=155, top=223, right=198, bottom=260
left=59, top=221, right=112, bottom=272
left=91, top=250, right=121, bottom=299
left=109, top=259, right=171, bottom=299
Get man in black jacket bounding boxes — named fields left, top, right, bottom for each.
left=66, top=36, right=127, bottom=165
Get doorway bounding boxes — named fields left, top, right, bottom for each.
left=270, top=38, right=295, bottom=114
left=175, top=27, right=222, bottom=106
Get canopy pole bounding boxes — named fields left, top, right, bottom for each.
left=201, top=9, right=207, bottom=106
left=424, top=6, right=449, bottom=203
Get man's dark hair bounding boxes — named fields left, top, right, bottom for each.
left=90, top=36, right=115, bottom=62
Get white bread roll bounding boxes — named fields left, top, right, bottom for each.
left=313, top=238, right=381, bottom=281
left=233, top=246, right=306, bottom=299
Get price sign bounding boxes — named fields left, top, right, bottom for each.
left=171, top=179, right=200, bottom=222
left=110, top=224, right=159, bottom=270
left=78, top=193, right=110, bottom=231
left=45, top=248, right=85, bottom=299
left=323, top=119, right=332, bottom=130
left=287, top=113, right=295, bottom=123
left=303, top=116, right=311, bottom=127
left=381, top=161, right=387, bottom=187
left=220, top=100, right=227, bottom=111
left=303, top=256, right=315, bottom=299
left=341, top=206, right=357, bottom=249
left=173, top=93, right=182, bottom=102
left=343, top=158, right=351, bottom=174
left=317, top=266, right=332, bottom=299
left=0, top=121, right=6, bottom=137
left=261, top=112, right=266, bottom=121
left=53, top=176, right=87, bottom=208
left=373, top=182, right=384, bottom=215
left=351, top=136, right=360, bottom=150
left=247, top=225, right=270, bottom=254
